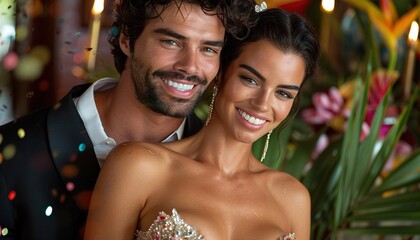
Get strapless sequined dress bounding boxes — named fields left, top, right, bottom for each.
left=134, top=209, right=296, bottom=240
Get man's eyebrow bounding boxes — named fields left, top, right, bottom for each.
left=239, top=64, right=300, bottom=91
left=154, top=28, right=186, bottom=40
left=154, top=28, right=224, bottom=47
left=205, top=40, right=224, bottom=48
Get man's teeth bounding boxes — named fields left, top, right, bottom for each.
left=164, top=80, right=194, bottom=91
left=238, top=109, right=266, bottom=125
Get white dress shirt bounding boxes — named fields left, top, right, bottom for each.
left=73, top=78, right=186, bottom=167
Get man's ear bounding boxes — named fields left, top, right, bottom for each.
left=119, top=33, right=130, bottom=56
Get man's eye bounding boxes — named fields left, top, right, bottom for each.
left=162, top=39, right=177, bottom=46
left=203, top=47, right=217, bottom=54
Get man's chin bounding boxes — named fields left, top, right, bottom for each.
left=151, top=105, right=194, bottom=118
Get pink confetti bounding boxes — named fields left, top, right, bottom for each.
left=66, top=182, right=75, bottom=191
left=3, top=52, right=19, bottom=70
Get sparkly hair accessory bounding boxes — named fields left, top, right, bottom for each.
left=255, top=1, right=267, bottom=12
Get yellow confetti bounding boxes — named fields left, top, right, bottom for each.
left=17, top=128, right=25, bottom=139
left=2, top=144, right=16, bottom=160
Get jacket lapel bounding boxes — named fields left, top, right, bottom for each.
left=183, top=112, right=204, bottom=138
left=47, top=84, right=99, bottom=210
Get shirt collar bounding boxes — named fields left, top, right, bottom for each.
left=73, top=78, right=118, bottom=146
left=74, top=77, right=187, bottom=145
left=162, top=118, right=186, bottom=143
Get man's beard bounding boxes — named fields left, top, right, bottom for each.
left=130, top=56, right=208, bottom=118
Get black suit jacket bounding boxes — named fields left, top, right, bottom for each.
left=0, top=84, right=203, bottom=240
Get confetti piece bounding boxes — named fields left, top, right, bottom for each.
left=26, top=91, right=34, bottom=99
left=1, top=227, right=9, bottom=236
left=31, top=45, right=51, bottom=65
left=60, top=194, right=66, bottom=203
left=66, top=182, right=75, bottom=191
left=45, top=206, right=53, bottom=216
left=53, top=102, right=62, bottom=110
left=78, top=143, right=86, bottom=152
left=14, top=55, right=43, bottom=81
left=3, top=144, right=16, bottom=160
left=3, top=52, right=19, bottom=70
left=72, top=52, right=85, bottom=64
left=38, top=79, right=50, bottom=91
left=8, top=190, right=16, bottom=201
left=61, top=164, right=79, bottom=178
left=110, top=26, right=120, bottom=37
left=51, top=188, right=58, bottom=197
left=71, top=65, right=85, bottom=78
left=69, top=153, right=78, bottom=162
left=17, top=128, right=25, bottom=139
left=15, top=25, right=28, bottom=42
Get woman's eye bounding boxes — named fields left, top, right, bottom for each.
left=277, top=90, right=293, bottom=99
left=240, top=75, right=258, bottom=86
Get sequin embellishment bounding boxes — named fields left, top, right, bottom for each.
left=134, top=209, right=204, bottom=240
left=279, top=232, right=296, bottom=240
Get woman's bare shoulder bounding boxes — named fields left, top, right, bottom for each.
left=266, top=170, right=310, bottom=206
left=104, top=141, right=174, bottom=175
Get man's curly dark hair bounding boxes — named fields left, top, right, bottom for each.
left=108, top=0, right=258, bottom=74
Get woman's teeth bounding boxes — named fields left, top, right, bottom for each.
left=238, top=109, right=266, bottom=125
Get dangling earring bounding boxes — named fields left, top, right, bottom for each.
left=205, top=85, right=218, bottom=126
left=260, top=130, right=272, bottom=162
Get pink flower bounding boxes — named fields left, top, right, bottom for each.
left=382, top=140, right=413, bottom=176
left=301, top=87, right=344, bottom=125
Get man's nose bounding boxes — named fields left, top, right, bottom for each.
left=174, top=49, right=199, bottom=75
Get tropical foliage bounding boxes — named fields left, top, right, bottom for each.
left=252, top=0, right=420, bottom=239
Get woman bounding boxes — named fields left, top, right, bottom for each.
left=85, top=8, right=319, bottom=240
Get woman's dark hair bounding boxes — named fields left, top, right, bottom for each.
left=221, top=8, right=320, bottom=85
left=220, top=8, right=320, bottom=157
left=108, top=0, right=258, bottom=74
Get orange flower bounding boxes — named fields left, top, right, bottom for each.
left=344, top=0, right=420, bottom=51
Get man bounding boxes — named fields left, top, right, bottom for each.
left=0, top=0, right=256, bottom=239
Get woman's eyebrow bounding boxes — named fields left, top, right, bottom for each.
left=239, top=64, right=265, bottom=81
left=239, top=64, right=300, bottom=91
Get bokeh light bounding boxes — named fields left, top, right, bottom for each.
left=14, top=55, right=44, bottom=81
left=66, top=182, right=75, bottom=192
left=17, top=128, right=25, bottom=139
left=2, top=52, right=19, bottom=70
left=78, top=143, right=86, bottom=152
left=45, top=206, right=53, bottom=216
left=1, top=227, right=9, bottom=237
left=2, top=144, right=16, bottom=160
left=8, top=190, right=16, bottom=201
